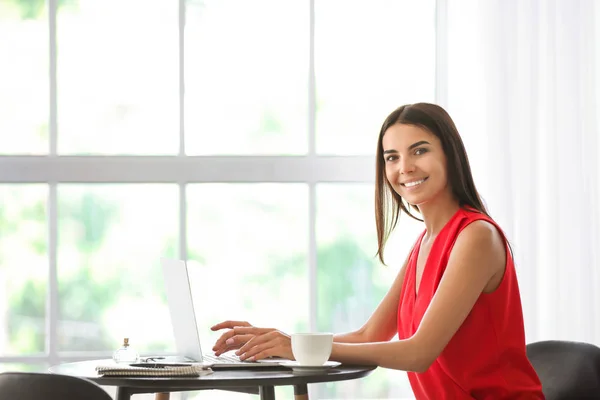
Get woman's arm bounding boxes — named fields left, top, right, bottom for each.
left=329, top=221, right=506, bottom=372
left=333, top=253, right=410, bottom=344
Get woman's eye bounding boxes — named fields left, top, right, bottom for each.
left=414, top=148, right=428, bottom=155
left=385, top=155, right=398, bottom=162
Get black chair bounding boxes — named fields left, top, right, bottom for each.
left=0, top=371, right=112, bottom=400
left=526, top=340, right=600, bottom=400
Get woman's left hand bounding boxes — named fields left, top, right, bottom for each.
left=232, top=326, right=294, bottom=361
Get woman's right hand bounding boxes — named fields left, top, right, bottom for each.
left=211, top=320, right=260, bottom=356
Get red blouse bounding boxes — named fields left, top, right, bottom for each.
left=397, top=208, right=544, bottom=399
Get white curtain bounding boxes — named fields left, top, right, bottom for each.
left=445, top=0, right=600, bottom=345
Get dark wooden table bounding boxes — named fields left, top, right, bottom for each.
left=49, top=360, right=376, bottom=400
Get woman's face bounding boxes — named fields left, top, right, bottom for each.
left=382, top=123, right=451, bottom=206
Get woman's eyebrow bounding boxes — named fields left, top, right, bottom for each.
left=383, top=141, right=431, bottom=154
left=408, top=140, right=430, bottom=150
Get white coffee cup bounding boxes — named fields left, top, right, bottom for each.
left=291, top=333, right=334, bottom=366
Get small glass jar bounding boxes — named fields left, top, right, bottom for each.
left=112, top=337, right=139, bottom=363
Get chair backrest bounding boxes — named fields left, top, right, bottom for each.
left=0, top=372, right=112, bottom=400
left=526, top=340, right=600, bottom=400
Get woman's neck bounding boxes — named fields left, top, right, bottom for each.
left=417, top=192, right=460, bottom=240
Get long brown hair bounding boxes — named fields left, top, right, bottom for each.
left=375, top=103, right=489, bottom=264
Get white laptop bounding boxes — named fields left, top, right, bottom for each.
left=160, top=258, right=284, bottom=369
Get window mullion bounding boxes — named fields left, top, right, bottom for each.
left=47, top=184, right=58, bottom=366
left=179, top=0, right=185, bottom=156
left=49, top=0, right=58, bottom=156
left=47, top=0, right=59, bottom=368
left=308, top=182, right=317, bottom=333
left=308, top=0, right=318, bottom=337
left=308, top=0, right=316, bottom=156
left=179, top=183, right=187, bottom=261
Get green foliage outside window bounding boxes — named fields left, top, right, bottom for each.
left=7, top=0, right=73, bottom=20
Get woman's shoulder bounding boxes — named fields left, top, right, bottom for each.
left=453, top=208, right=507, bottom=260
left=458, top=207, right=505, bottom=230
left=456, top=207, right=503, bottom=232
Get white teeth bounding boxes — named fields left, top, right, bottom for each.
left=404, top=179, right=425, bottom=188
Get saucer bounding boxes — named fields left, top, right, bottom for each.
left=279, top=361, right=341, bottom=373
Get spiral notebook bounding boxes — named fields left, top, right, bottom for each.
left=96, top=362, right=213, bottom=377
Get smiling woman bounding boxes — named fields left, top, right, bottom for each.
left=370, top=103, right=542, bottom=398
left=211, top=103, right=545, bottom=400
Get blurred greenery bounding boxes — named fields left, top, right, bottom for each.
left=11, top=0, right=45, bottom=19
left=8, top=280, right=45, bottom=352
left=62, top=192, right=118, bottom=253
left=255, top=236, right=384, bottom=332
left=57, top=267, right=122, bottom=349
left=4, top=190, right=122, bottom=352
left=317, top=238, right=384, bottom=332
left=1, top=186, right=47, bottom=354
left=257, top=109, right=284, bottom=138
left=56, top=192, right=123, bottom=350
left=9, top=0, right=74, bottom=20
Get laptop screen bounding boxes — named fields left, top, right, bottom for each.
left=161, top=258, right=204, bottom=362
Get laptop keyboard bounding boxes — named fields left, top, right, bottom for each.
left=203, top=353, right=253, bottom=364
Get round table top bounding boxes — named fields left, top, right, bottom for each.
left=49, top=360, right=376, bottom=391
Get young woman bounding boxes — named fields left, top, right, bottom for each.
left=211, top=103, right=544, bottom=399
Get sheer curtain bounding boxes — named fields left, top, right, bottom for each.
left=444, top=0, right=600, bottom=346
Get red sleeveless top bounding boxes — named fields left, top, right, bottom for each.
left=397, top=208, right=544, bottom=399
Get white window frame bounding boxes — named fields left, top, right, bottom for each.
left=0, top=0, right=448, bottom=370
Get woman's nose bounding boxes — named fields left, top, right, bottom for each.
left=399, top=157, right=415, bottom=174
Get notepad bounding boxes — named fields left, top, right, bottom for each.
left=95, top=362, right=213, bottom=377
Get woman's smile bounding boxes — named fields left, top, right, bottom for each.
left=401, top=177, right=429, bottom=191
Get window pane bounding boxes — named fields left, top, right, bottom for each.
left=0, top=185, right=47, bottom=355
left=57, top=0, right=179, bottom=154
left=185, top=1, right=308, bottom=155
left=0, top=2, right=48, bottom=154
left=57, top=184, right=178, bottom=352
left=315, top=184, right=423, bottom=399
left=315, top=0, right=436, bottom=155
left=187, top=184, right=309, bottom=350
